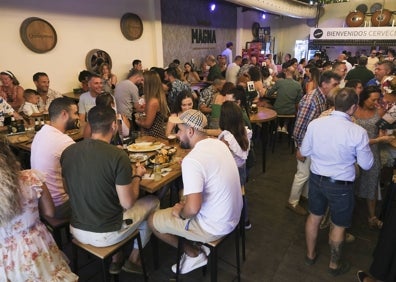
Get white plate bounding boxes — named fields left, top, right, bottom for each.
left=129, top=153, right=148, bottom=163
left=127, top=142, right=164, bottom=152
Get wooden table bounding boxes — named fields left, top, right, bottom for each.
left=190, top=81, right=211, bottom=92
left=130, top=136, right=189, bottom=194
left=3, top=127, right=84, bottom=152
left=63, top=92, right=81, bottom=102
left=249, top=106, right=277, bottom=173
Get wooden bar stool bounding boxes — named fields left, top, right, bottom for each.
left=271, top=114, right=296, bottom=154
left=40, top=215, right=70, bottom=250
left=72, top=229, right=148, bottom=282
left=174, top=225, right=241, bottom=282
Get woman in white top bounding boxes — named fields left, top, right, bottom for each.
left=218, top=101, right=252, bottom=229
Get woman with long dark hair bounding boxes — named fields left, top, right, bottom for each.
left=184, top=62, right=200, bottom=84
left=166, top=90, right=194, bottom=136
left=354, top=86, right=394, bottom=230
left=219, top=101, right=252, bottom=229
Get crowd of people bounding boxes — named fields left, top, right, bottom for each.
left=1, top=43, right=396, bottom=281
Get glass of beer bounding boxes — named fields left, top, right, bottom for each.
left=167, top=134, right=177, bottom=145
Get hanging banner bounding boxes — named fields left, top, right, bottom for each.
left=310, top=27, right=396, bottom=41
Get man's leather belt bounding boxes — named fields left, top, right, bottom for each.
left=315, top=173, right=354, bottom=185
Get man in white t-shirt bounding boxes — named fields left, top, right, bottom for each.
left=148, top=109, right=242, bottom=274
left=225, top=55, right=242, bottom=85
left=31, top=97, right=79, bottom=219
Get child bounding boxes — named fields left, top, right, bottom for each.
left=20, top=89, right=43, bottom=117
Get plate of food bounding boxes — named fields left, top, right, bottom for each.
left=149, top=153, right=170, bottom=165
left=127, top=141, right=164, bottom=152
left=129, top=153, right=148, bottom=163
left=161, top=146, right=177, bottom=155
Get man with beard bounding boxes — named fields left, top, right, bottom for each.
left=31, top=97, right=79, bottom=219
left=148, top=109, right=242, bottom=274
left=33, top=72, right=63, bottom=112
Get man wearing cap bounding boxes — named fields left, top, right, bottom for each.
left=148, top=109, right=243, bottom=274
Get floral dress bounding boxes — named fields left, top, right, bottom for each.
left=0, top=170, right=78, bottom=281
left=355, top=112, right=381, bottom=200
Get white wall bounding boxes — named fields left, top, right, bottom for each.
left=0, top=0, right=163, bottom=93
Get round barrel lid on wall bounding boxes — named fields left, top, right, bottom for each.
left=85, top=49, right=112, bottom=74
left=120, top=13, right=143, bottom=41
left=20, top=17, right=57, bottom=53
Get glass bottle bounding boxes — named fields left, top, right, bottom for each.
left=34, top=118, right=41, bottom=132
left=154, top=164, right=162, bottom=181
left=8, top=117, right=18, bottom=134
left=17, top=119, right=25, bottom=132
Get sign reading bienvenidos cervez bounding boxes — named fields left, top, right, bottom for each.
left=310, top=26, right=396, bottom=40
left=20, top=17, right=57, bottom=53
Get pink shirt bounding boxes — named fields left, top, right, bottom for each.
left=31, top=125, right=75, bottom=206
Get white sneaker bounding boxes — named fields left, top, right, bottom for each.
left=171, top=252, right=208, bottom=274
left=281, top=126, right=288, bottom=134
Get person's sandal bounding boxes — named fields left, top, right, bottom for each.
left=109, top=261, right=123, bottom=274
left=304, top=252, right=319, bottom=266
left=328, top=261, right=351, bottom=277
left=121, top=260, right=143, bottom=275
left=368, top=216, right=383, bottom=230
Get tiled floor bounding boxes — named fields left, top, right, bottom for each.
left=61, top=137, right=383, bottom=281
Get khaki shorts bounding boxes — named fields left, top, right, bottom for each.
left=153, top=208, right=222, bottom=243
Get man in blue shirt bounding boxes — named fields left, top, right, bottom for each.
left=301, top=88, right=374, bottom=277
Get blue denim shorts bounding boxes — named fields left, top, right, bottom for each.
left=308, top=172, right=355, bottom=228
